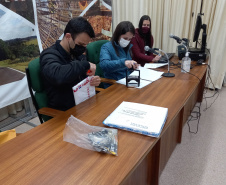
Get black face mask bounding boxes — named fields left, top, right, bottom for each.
left=70, top=44, right=86, bottom=57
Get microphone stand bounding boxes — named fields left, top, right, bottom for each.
left=160, top=49, right=175, bottom=77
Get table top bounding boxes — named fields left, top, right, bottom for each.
left=0, top=58, right=207, bottom=185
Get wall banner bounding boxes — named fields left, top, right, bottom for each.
left=0, top=0, right=112, bottom=72
left=0, top=0, right=39, bottom=72
left=34, top=0, right=112, bottom=52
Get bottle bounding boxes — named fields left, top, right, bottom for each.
left=181, top=52, right=191, bottom=73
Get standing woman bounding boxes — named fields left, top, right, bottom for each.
left=99, top=21, right=138, bottom=83
left=131, top=15, right=161, bottom=66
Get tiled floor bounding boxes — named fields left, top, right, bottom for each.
left=14, top=116, right=41, bottom=133
left=160, top=87, right=226, bottom=185
left=0, top=108, right=41, bottom=133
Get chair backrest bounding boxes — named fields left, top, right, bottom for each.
left=86, top=40, right=109, bottom=77
left=26, top=58, right=51, bottom=123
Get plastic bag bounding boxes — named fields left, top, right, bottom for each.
left=63, top=115, right=118, bottom=156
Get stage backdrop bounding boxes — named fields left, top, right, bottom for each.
left=0, top=0, right=112, bottom=72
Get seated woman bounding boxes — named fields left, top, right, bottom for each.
left=131, top=15, right=161, bottom=66
left=99, top=21, right=138, bottom=83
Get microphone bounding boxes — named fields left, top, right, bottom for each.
left=169, top=34, right=182, bottom=44
left=153, top=48, right=161, bottom=51
left=144, top=46, right=161, bottom=56
left=154, top=47, right=175, bottom=77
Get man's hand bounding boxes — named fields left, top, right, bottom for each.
left=87, top=62, right=96, bottom=76
left=90, top=76, right=101, bottom=86
left=152, top=55, right=161, bottom=62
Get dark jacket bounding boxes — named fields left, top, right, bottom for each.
left=40, top=40, right=90, bottom=111
left=131, top=28, right=154, bottom=66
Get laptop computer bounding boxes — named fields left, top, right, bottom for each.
left=158, top=53, right=175, bottom=63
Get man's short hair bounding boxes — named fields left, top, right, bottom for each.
left=64, top=17, right=95, bottom=39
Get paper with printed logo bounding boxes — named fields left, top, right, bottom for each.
left=73, top=76, right=95, bottom=105
left=103, top=101, right=168, bottom=137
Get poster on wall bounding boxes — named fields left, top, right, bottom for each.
left=0, top=0, right=39, bottom=72
left=0, top=0, right=112, bottom=72
left=34, top=0, right=112, bottom=52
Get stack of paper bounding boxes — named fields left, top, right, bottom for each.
left=137, top=67, right=164, bottom=81
left=116, top=67, right=163, bottom=88
left=103, top=101, right=168, bottom=137
left=144, top=63, right=167, bottom=69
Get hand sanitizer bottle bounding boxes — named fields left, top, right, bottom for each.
left=181, top=52, right=191, bottom=73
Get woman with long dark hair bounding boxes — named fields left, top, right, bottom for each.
left=100, top=21, right=138, bottom=83
left=131, top=15, right=160, bottom=66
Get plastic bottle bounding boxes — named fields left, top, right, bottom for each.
left=181, top=52, right=191, bottom=73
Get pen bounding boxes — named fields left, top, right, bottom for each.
left=133, top=62, right=138, bottom=69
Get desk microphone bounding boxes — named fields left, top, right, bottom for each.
left=169, top=34, right=182, bottom=44
left=144, top=46, right=161, bottom=56
left=154, top=48, right=175, bottom=77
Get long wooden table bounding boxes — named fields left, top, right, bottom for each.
left=0, top=58, right=207, bottom=185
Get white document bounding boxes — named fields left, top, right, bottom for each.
left=135, top=67, right=164, bottom=82
left=103, top=101, right=168, bottom=137
left=116, top=67, right=164, bottom=88
left=72, top=76, right=96, bottom=105
left=144, top=63, right=167, bottom=69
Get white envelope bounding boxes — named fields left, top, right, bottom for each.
left=72, top=76, right=96, bottom=105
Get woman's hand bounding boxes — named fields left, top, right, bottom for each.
left=125, top=60, right=139, bottom=69
left=152, top=55, right=161, bottom=62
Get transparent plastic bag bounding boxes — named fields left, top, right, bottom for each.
left=63, top=115, right=118, bottom=156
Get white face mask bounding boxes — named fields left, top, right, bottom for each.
left=119, top=38, right=130, bottom=48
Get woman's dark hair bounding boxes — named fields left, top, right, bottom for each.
left=138, top=15, right=152, bottom=47
left=64, top=17, right=95, bottom=39
left=111, top=21, right=135, bottom=56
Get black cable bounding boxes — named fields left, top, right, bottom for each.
left=169, top=42, right=218, bottom=111
left=207, top=65, right=216, bottom=90
left=181, top=41, right=220, bottom=133
left=170, top=60, right=201, bottom=81
left=191, top=48, right=217, bottom=93
left=187, top=89, right=219, bottom=134
left=169, top=61, right=180, bottom=70
left=201, top=62, right=219, bottom=113
left=203, top=89, right=220, bottom=111
left=204, top=90, right=218, bottom=99
left=201, top=51, right=220, bottom=111
left=168, top=50, right=218, bottom=134
left=187, top=103, right=201, bottom=134
left=197, top=40, right=211, bottom=66
left=201, top=64, right=220, bottom=111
